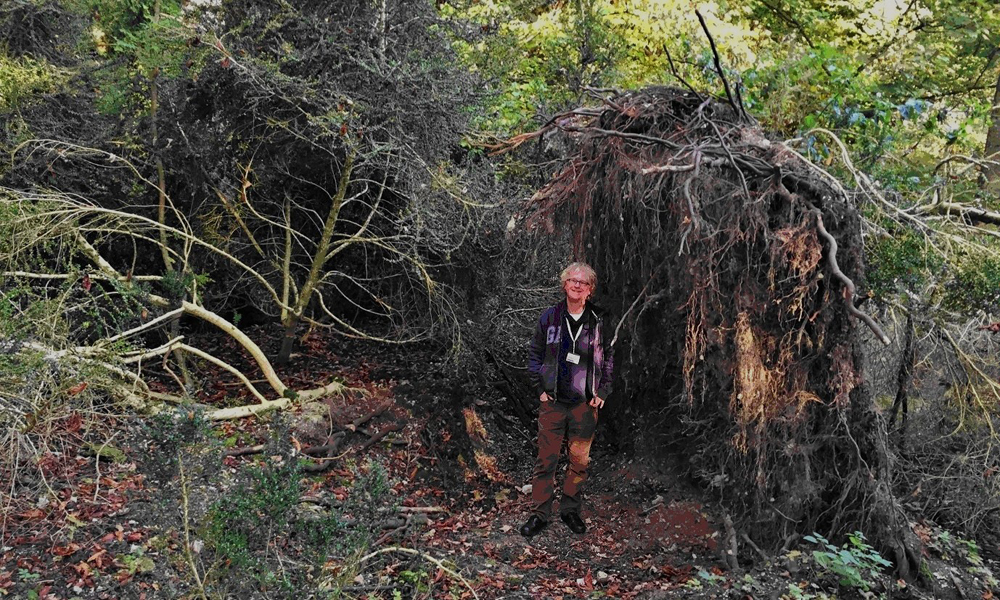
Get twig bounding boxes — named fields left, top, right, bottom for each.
left=663, top=45, right=702, bottom=100
left=695, top=10, right=745, bottom=121
left=741, top=532, right=767, bottom=560
left=104, top=307, right=184, bottom=344
left=373, top=522, right=408, bottom=547
left=178, top=452, right=209, bottom=600
left=641, top=495, right=665, bottom=516
left=720, top=509, right=740, bottom=571
left=378, top=506, right=448, bottom=514
left=359, top=546, right=479, bottom=600
left=92, top=432, right=119, bottom=502
left=301, top=431, right=347, bottom=456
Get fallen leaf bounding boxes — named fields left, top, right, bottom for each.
left=51, top=543, right=81, bottom=557
left=88, top=549, right=110, bottom=569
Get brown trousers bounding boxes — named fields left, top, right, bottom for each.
left=531, top=400, right=598, bottom=519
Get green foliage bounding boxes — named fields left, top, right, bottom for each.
left=0, top=54, right=67, bottom=112
left=864, top=227, right=940, bottom=300
left=441, top=0, right=628, bottom=133
left=803, top=531, right=891, bottom=591
left=943, top=253, right=1000, bottom=314
left=928, top=527, right=985, bottom=567
left=959, top=538, right=982, bottom=567
left=144, top=408, right=209, bottom=454
left=204, top=459, right=303, bottom=584
left=121, top=549, right=156, bottom=574
left=79, top=0, right=200, bottom=113
left=696, top=568, right=725, bottom=586
left=161, top=269, right=211, bottom=300
left=204, top=456, right=393, bottom=594
left=398, top=568, right=431, bottom=594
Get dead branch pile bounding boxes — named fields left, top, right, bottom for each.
left=510, top=86, right=919, bottom=573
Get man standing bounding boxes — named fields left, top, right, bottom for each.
left=521, top=262, right=613, bottom=537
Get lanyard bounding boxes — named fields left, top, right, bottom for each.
left=565, top=315, right=583, bottom=354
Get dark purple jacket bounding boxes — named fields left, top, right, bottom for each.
left=527, top=300, right=614, bottom=402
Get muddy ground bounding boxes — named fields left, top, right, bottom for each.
left=2, top=331, right=997, bottom=599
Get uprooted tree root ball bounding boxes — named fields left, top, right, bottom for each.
left=504, top=86, right=921, bottom=577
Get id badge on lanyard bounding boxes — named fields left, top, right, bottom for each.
left=565, top=316, right=582, bottom=364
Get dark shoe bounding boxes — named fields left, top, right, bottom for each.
left=519, top=515, right=548, bottom=537
left=561, top=512, right=586, bottom=534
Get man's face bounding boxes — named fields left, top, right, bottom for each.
left=563, top=270, right=592, bottom=304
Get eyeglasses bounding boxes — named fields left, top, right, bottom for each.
left=566, top=278, right=592, bottom=288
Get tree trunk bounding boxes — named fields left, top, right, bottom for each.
left=275, top=150, right=354, bottom=365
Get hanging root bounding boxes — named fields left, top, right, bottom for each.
left=812, top=210, right=890, bottom=345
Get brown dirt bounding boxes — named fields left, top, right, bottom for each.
left=2, top=333, right=996, bottom=599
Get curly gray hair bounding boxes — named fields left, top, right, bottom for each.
left=559, top=262, right=597, bottom=291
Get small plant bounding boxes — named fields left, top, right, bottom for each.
left=121, top=550, right=156, bottom=574
left=803, top=531, right=891, bottom=591
left=784, top=582, right=814, bottom=600
left=958, top=537, right=982, bottom=566
left=696, top=568, right=725, bottom=586
left=683, top=576, right=703, bottom=590
left=398, top=568, right=431, bottom=594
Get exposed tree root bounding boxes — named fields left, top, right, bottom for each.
left=811, top=210, right=890, bottom=345
left=515, top=86, right=917, bottom=571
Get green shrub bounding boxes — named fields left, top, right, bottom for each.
left=205, top=460, right=302, bottom=569
left=803, top=531, right=891, bottom=591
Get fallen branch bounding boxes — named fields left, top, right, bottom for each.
left=222, top=444, right=266, bottom=458
left=381, top=506, right=447, bottom=514
left=344, top=400, right=393, bottom=431
left=0, top=271, right=162, bottom=282
left=181, top=301, right=287, bottom=396
left=360, top=422, right=403, bottom=451
left=301, top=431, right=347, bottom=457
left=915, top=201, right=1000, bottom=226
left=207, top=398, right=292, bottom=421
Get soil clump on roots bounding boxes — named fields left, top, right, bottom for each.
left=508, top=86, right=921, bottom=576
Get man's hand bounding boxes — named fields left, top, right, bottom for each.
left=540, top=392, right=551, bottom=403
left=589, top=396, right=605, bottom=409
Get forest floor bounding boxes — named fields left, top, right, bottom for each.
left=2, top=331, right=998, bottom=599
